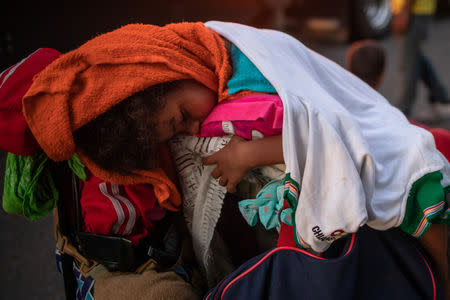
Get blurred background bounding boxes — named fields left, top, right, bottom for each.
left=1, top=0, right=450, bottom=298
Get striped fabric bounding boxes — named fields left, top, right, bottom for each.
left=412, top=201, right=446, bottom=237
left=284, top=177, right=299, bottom=207
left=81, top=173, right=165, bottom=245
left=98, top=182, right=136, bottom=236
left=400, top=171, right=449, bottom=238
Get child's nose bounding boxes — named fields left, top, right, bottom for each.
left=186, top=120, right=200, bottom=135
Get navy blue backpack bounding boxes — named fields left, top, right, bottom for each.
left=205, top=226, right=442, bottom=300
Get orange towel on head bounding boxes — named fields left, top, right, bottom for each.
left=22, top=22, right=232, bottom=211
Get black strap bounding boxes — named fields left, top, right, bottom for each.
left=53, top=162, right=79, bottom=299
left=55, top=161, right=181, bottom=274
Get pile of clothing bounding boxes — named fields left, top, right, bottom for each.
left=0, top=48, right=166, bottom=245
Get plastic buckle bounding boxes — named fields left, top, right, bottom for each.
left=135, top=258, right=158, bottom=274
left=58, top=235, right=91, bottom=267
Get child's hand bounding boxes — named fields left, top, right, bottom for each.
left=202, top=135, right=250, bottom=193
left=203, top=134, right=284, bottom=193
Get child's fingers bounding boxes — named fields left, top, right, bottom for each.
left=202, top=154, right=217, bottom=165
left=218, top=176, right=228, bottom=187
left=211, top=167, right=221, bottom=179
left=227, top=181, right=237, bottom=193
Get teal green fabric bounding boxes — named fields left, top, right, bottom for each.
left=238, top=179, right=293, bottom=232
left=2, top=152, right=58, bottom=220
left=227, top=44, right=277, bottom=95
left=68, top=154, right=87, bottom=181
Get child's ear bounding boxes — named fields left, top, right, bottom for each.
left=374, top=73, right=384, bottom=90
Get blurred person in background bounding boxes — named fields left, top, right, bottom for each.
left=346, top=39, right=386, bottom=90
left=391, top=0, right=450, bottom=118
left=252, top=0, right=292, bottom=31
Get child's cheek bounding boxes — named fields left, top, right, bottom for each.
left=191, top=95, right=217, bottom=120
left=198, top=101, right=215, bottom=119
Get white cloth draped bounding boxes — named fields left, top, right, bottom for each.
left=206, top=21, right=450, bottom=252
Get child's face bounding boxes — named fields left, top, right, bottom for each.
left=155, top=80, right=217, bottom=142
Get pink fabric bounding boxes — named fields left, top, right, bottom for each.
left=200, top=94, right=283, bottom=139
left=81, top=172, right=165, bottom=246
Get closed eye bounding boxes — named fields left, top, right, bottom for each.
left=169, top=117, right=176, bottom=136
left=181, top=109, right=188, bottom=123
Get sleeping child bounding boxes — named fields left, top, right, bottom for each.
left=21, top=21, right=449, bottom=295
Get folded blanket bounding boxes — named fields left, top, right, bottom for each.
left=200, top=93, right=283, bottom=139
left=22, top=23, right=232, bottom=211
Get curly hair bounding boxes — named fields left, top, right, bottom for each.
left=74, top=81, right=181, bottom=175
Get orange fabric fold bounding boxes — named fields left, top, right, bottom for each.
left=23, top=22, right=232, bottom=211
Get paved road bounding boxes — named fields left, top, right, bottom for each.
left=0, top=15, right=449, bottom=300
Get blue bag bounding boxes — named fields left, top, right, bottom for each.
left=204, top=226, right=443, bottom=300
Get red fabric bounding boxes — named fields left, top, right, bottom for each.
left=429, top=128, right=450, bottom=161
left=409, top=119, right=431, bottom=130
left=81, top=172, right=165, bottom=246
left=410, top=120, right=450, bottom=160
left=0, top=48, right=61, bottom=155
left=277, top=200, right=297, bottom=248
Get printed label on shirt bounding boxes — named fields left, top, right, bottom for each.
left=330, top=229, right=347, bottom=237
left=312, top=226, right=346, bottom=242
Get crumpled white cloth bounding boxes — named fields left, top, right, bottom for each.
left=206, top=21, right=450, bottom=252
left=169, top=132, right=282, bottom=282
left=169, top=135, right=229, bottom=276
